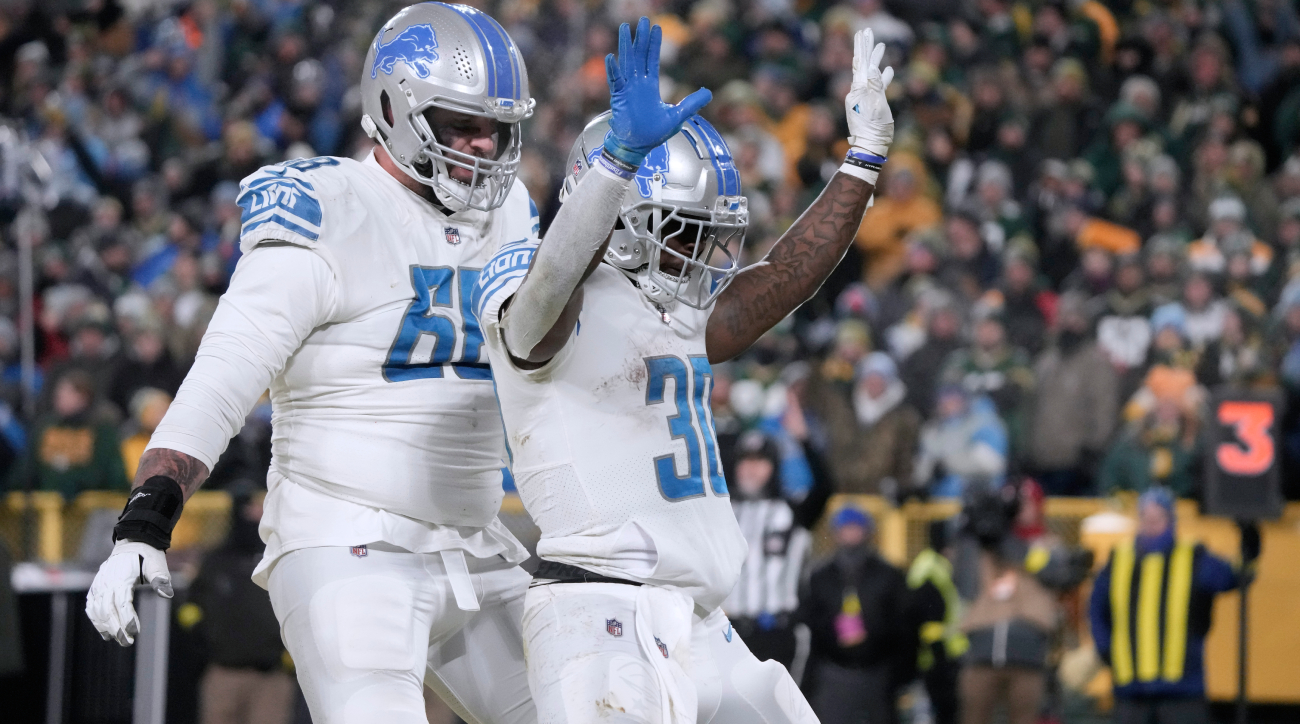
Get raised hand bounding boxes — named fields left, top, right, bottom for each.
left=603, top=17, right=712, bottom=166
left=845, top=29, right=894, bottom=160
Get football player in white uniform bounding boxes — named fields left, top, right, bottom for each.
left=86, top=5, right=545, bottom=723
left=475, top=18, right=894, bottom=724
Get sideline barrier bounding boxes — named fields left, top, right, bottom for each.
left=3, top=491, right=1298, bottom=703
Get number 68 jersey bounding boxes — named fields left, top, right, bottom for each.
left=476, top=250, right=747, bottom=610
left=147, top=152, right=535, bottom=584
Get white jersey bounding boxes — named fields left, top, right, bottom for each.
left=477, top=249, right=747, bottom=610
left=147, top=152, right=536, bottom=585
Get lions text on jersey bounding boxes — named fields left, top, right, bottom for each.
left=148, top=152, right=538, bottom=584
left=476, top=245, right=747, bottom=610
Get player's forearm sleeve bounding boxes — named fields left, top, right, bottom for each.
left=146, top=245, right=337, bottom=470
left=501, top=165, right=630, bottom=358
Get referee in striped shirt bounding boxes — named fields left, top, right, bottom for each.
left=722, top=396, right=833, bottom=672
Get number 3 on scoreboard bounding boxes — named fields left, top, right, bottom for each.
left=1216, top=401, right=1275, bottom=476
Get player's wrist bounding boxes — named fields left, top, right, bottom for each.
left=113, top=475, right=186, bottom=551
left=602, top=137, right=647, bottom=168
left=840, top=148, right=886, bottom=185
left=596, top=146, right=641, bottom=180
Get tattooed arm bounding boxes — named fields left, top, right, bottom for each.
left=131, top=448, right=210, bottom=499
left=708, top=29, right=893, bottom=363
left=706, top=172, right=874, bottom=362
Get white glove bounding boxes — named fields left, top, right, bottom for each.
left=86, top=540, right=173, bottom=646
left=842, top=29, right=895, bottom=184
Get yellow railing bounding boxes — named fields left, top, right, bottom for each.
left=1, top=489, right=235, bottom=562
left=3, top=489, right=1298, bottom=703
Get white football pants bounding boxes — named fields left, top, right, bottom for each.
left=267, top=545, right=535, bottom=724
left=522, top=582, right=817, bottom=724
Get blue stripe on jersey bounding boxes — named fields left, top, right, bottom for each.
left=688, top=116, right=741, bottom=196
left=529, top=197, right=540, bottom=234
left=237, top=174, right=323, bottom=241
left=472, top=238, right=536, bottom=319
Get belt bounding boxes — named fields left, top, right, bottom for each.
left=532, top=560, right=645, bottom=587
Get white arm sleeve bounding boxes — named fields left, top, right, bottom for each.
left=146, top=244, right=338, bottom=470
left=501, top=164, right=630, bottom=359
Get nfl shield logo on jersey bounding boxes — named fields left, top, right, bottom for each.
left=606, top=618, right=623, bottom=637
left=350, top=545, right=368, bottom=558
left=654, top=636, right=669, bottom=658
left=444, top=226, right=462, bottom=245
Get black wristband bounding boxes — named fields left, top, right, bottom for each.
left=113, top=476, right=185, bottom=550
left=843, top=155, right=883, bottom=174
left=598, top=148, right=640, bottom=178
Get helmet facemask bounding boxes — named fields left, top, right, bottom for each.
left=405, top=98, right=523, bottom=213
left=612, top=195, right=748, bottom=309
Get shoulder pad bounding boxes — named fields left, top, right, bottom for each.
left=237, top=157, right=345, bottom=250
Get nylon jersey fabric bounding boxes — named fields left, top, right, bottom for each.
left=478, top=254, right=747, bottom=610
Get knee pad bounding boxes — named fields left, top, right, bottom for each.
left=340, top=680, right=427, bottom=724
left=558, top=653, right=662, bottom=724
left=721, top=658, right=818, bottom=724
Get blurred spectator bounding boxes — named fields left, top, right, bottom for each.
left=182, top=489, right=294, bottom=724
left=809, top=352, right=921, bottom=497
left=915, top=385, right=1008, bottom=498
left=1026, top=293, right=1119, bottom=495
left=108, top=318, right=184, bottom=416
left=1100, top=399, right=1200, bottom=497
left=956, top=482, right=1066, bottom=724
left=120, top=388, right=171, bottom=481
left=801, top=504, right=914, bottom=724
left=1187, top=196, right=1273, bottom=278
left=724, top=416, right=832, bottom=669
left=1095, top=254, right=1154, bottom=376
left=1090, top=488, right=1245, bottom=724
left=905, top=521, right=965, bottom=724
left=940, top=310, right=1033, bottom=456
left=854, top=154, right=942, bottom=288
left=899, top=297, right=963, bottom=415
left=1178, top=273, right=1227, bottom=350
left=993, top=244, right=1055, bottom=356
left=9, top=370, right=127, bottom=499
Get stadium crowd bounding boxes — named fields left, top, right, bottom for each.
left=0, top=0, right=1293, bottom=721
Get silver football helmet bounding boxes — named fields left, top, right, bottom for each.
left=360, top=3, right=535, bottom=212
left=561, top=112, right=748, bottom=309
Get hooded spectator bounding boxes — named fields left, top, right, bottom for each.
left=9, top=370, right=128, bottom=499
left=1026, top=293, right=1119, bottom=495
left=801, top=504, right=915, bottom=724
left=915, top=384, right=1009, bottom=498
left=811, top=352, right=921, bottom=497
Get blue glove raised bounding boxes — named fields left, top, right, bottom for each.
left=603, top=17, right=712, bottom=169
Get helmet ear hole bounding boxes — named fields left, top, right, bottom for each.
left=380, top=90, right=394, bottom=127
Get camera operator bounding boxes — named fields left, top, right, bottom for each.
left=954, top=478, right=1093, bottom=724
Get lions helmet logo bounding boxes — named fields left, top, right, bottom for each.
left=634, top=144, right=671, bottom=199
left=591, top=135, right=671, bottom=199
left=371, top=24, right=440, bottom=79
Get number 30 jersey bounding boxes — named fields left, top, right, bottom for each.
left=147, top=152, right=535, bottom=585
left=477, top=252, right=747, bottom=610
